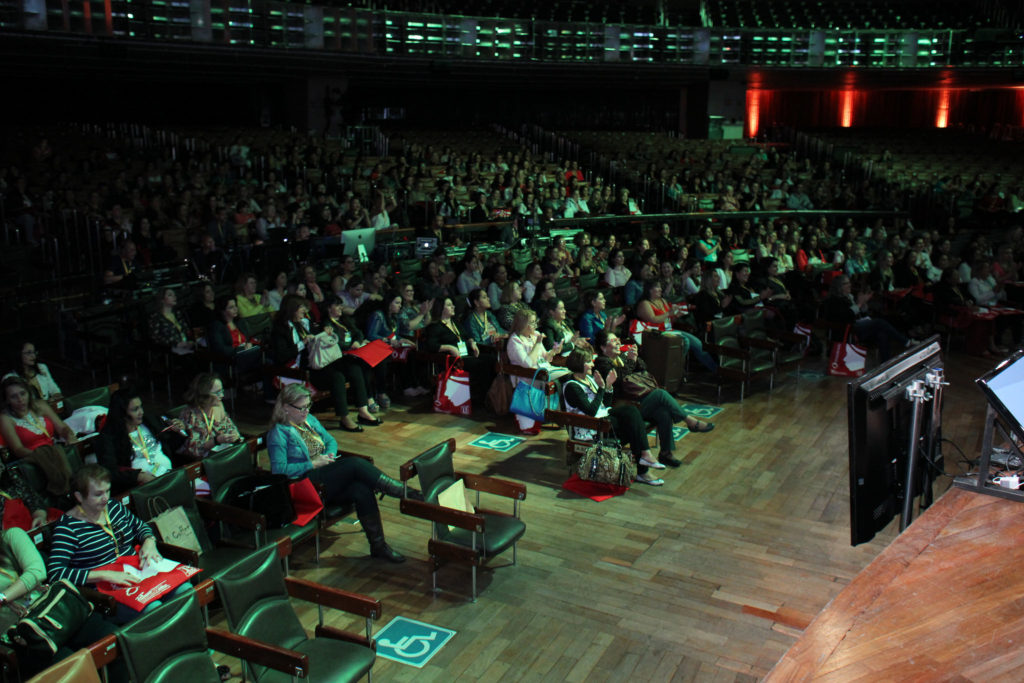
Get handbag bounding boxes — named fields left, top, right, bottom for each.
left=147, top=496, right=202, bottom=553
left=510, top=367, right=548, bottom=422
left=307, top=330, right=342, bottom=370
left=434, top=357, right=472, bottom=417
left=220, top=473, right=296, bottom=529
left=576, top=439, right=636, bottom=487
left=7, top=580, right=93, bottom=657
left=828, top=326, right=867, bottom=377
left=486, top=356, right=514, bottom=416
left=620, top=371, right=658, bottom=400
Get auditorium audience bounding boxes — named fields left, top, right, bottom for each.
left=0, top=376, right=77, bottom=496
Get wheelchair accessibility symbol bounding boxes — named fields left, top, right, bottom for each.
left=680, top=403, right=724, bottom=419
left=374, top=616, right=456, bottom=668
left=468, top=432, right=526, bottom=453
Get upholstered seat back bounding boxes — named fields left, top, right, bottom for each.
left=117, top=592, right=220, bottom=683
left=202, top=442, right=253, bottom=498
left=214, top=546, right=307, bottom=681
left=413, top=440, right=457, bottom=505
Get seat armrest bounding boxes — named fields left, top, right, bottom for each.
left=336, top=449, right=374, bottom=463
left=705, top=342, right=750, bottom=360
left=206, top=627, right=309, bottom=678
left=196, top=497, right=266, bottom=530
left=503, top=363, right=549, bottom=382
left=285, top=577, right=382, bottom=619
left=88, top=634, right=119, bottom=670
left=740, top=336, right=778, bottom=350
left=457, top=472, right=527, bottom=501
left=399, top=499, right=484, bottom=533
left=314, top=625, right=374, bottom=649
left=157, top=542, right=199, bottom=566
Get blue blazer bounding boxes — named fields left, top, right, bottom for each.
left=267, top=415, right=338, bottom=479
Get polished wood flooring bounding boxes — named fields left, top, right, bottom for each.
left=213, top=347, right=997, bottom=682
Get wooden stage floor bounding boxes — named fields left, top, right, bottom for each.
left=222, top=347, right=1000, bottom=681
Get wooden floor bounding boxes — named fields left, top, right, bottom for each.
left=213, top=347, right=997, bottom=682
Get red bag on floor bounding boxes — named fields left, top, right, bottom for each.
left=434, top=357, right=471, bottom=416
left=828, top=326, right=866, bottom=377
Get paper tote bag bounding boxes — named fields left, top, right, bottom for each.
left=434, top=357, right=472, bottom=416
left=828, top=327, right=867, bottom=377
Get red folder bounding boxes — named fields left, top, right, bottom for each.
left=344, top=339, right=394, bottom=368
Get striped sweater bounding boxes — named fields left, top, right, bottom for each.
left=46, top=501, right=154, bottom=586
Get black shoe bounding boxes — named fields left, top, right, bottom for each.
left=358, top=415, right=383, bottom=426
left=339, top=422, right=364, bottom=433
left=370, top=540, right=406, bottom=563
left=659, top=453, right=683, bottom=468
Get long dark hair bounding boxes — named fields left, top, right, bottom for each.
left=102, top=387, right=144, bottom=465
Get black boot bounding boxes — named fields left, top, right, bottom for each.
left=375, top=474, right=423, bottom=501
left=362, top=514, right=405, bottom=563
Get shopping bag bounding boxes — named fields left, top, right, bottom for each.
left=827, top=326, right=867, bottom=377
left=93, top=554, right=201, bottom=610
left=289, top=477, right=324, bottom=526
left=149, top=502, right=202, bottom=553
left=628, top=319, right=660, bottom=344
left=509, top=368, right=548, bottom=422
left=434, top=357, right=472, bottom=416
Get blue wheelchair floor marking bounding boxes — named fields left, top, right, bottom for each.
left=468, top=432, right=526, bottom=452
left=680, top=404, right=724, bottom=419
left=374, top=616, right=456, bottom=668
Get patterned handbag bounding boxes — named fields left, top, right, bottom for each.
left=576, top=439, right=636, bottom=487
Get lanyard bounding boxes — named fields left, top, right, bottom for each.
left=130, top=427, right=155, bottom=465
left=80, top=506, right=122, bottom=557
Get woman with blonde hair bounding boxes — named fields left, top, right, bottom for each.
left=506, top=308, right=570, bottom=435
left=180, top=372, right=242, bottom=461
left=266, top=384, right=415, bottom=563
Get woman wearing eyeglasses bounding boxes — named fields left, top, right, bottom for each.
left=180, top=373, right=242, bottom=461
left=267, top=384, right=415, bottom=563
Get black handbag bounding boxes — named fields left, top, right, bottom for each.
left=7, top=579, right=93, bottom=657
left=220, top=473, right=296, bottom=529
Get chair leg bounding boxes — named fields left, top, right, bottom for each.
left=315, top=531, right=320, bottom=567
left=470, top=565, right=477, bottom=603
left=512, top=542, right=517, bottom=566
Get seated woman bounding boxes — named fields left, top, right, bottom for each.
left=604, top=249, right=631, bottom=288
left=271, top=294, right=380, bottom=433
left=207, top=296, right=262, bottom=375
left=188, top=282, right=218, bottom=331
left=637, top=281, right=718, bottom=373
left=594, top=331, right=712, bottom=468
left=1, top=524, right=127, bottom=680
left=365, top=290, right=418, bottom=410
left=579, top=290, right=626, bottom=346
left=506, top=309, right=571, bottom=435
left=267, top=384, right=414, bottom=563
left=5, top=341, right=62, bottom=402
left=561, top=349, right=664, bottom=486
left=422, top=297, right=496, bottom=410
left=180, top=373, right=242, bottom=461
left=462, top=288, right=507, bottom=347
left=235, top=272, right=274, bottom=318
left=0, top=456, right=50, bottom=529
left=498, top=280, right=529, bottom=331
left=691, top=269, right=733, bottom=326
left=968, top=260, right=1023, bottom=350
left=148, top=288, right=195, bottom=355
left=0, top=376, right=77, bottom=496
left=822, top=275, right=910, bottom=362
left=539, top=298, right=589, bottom=356
left=95, top=387, right=183, bottom=490
left=267, top=270, right=289, bottom=312
left=397, top=282, right=432, bottom=341
left=46, top=465, right=188, bottom=625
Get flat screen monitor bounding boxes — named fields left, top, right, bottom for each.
left=416, top=236, right=438, bottom=256
left=976, top=349, right=1024, bottom=444
left=847, top=336, right=944, bottom=545
left=341, top=228, right=376, bottom=262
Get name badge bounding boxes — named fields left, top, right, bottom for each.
left=343, top=332, right=352, bottom=344
left=457, top=341, right=468, bottom=357
left=664, top=321, right=673, bottom=330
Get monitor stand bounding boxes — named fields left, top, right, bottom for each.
left=954, top=404, right=1024, bottom=502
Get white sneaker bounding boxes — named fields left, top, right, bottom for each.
left=636, top=472, right=664, bottom=486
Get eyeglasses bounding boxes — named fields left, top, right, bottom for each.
left=289, top=403, right=311, bottom=413
left=210, top=389, right=225, bottom=396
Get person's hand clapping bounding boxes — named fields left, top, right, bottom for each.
left=605, top=368, right=618, bottom=387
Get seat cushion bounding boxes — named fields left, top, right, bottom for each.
left=257, top=637, right=375, bottom=683
left=439, top=512, right=525, bottom=559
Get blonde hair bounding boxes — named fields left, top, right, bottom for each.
left=270, top=383, right=312, bottom=425
left=511, top=308, right=537, bottom=335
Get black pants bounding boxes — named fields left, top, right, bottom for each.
left=307, top=455, right=383, bottom=522
left=608, top=404, right=649, bottom=459
left=639, top=388, right=686, bottom=454
left=311, top=355, right=371, bottom=416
